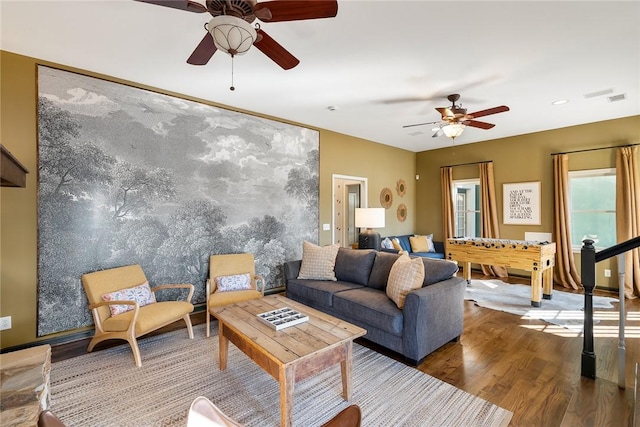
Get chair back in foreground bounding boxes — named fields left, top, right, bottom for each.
left=81, top=264, right=194, bottom=367
left=206, top=253, right=265, bottom=337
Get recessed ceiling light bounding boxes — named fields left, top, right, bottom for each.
left=552, top=99, right=569, bottom=105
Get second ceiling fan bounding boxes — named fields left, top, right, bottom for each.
left=137, top=0, right=338, bottom=70
left=403, top=94, right=510, bottom=139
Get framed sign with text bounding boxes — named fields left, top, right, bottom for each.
left=503, top=181, right=541, bottom=225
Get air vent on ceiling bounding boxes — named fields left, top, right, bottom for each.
left=608, top=93, right=626, bottom=102
left=584, top=88, right=614, bottom=99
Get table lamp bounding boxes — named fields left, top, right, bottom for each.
left=355, top=208, right=385, bottom=250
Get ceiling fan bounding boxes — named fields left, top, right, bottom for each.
left=403, top=94, right=510, bottom=140
left=136, top=0, right=338, bottom=70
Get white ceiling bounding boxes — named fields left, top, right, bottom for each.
left=2, top=0, right=639, bottom=152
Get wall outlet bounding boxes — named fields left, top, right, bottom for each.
left=0, top=316, right=11, bottom=331
left=604, top=269, right=611, bottom=278
left=322, top=223, right=330, bottom=231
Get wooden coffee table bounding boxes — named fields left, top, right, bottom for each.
left=211, top=294, right=366, bottom=427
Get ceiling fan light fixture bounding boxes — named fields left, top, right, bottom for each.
left=208, top=16, right=256, bottom=56
left=442, top=123, right=465, bottom=139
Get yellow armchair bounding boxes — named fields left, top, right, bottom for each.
left=81, top=264, right=194, bottom=367
left=206, top=253, right=265, bottom=337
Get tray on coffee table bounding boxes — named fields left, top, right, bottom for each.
left=257, top=307, right=309, bottom=330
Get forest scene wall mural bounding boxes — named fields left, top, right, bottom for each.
left=37, top=65, right=319, bottom=336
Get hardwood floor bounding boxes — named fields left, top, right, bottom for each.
left=50, top=273, right=638, bottom=426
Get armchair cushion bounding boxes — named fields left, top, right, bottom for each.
left=101, top=281, right=156, bottom=316
left=215, top=273, right=252, bottom=292
left=102, top=300, right=194, bottom=335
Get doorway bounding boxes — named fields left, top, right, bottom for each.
left=332, top=175, right=368, bottom=247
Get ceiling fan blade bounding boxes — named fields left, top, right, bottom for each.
left=468, top=105, right=510, bottom=119
left=403, top=121, right=438, bottom=129
left=465, top=120, right=495, bottom=130
left=432, top=129, right=442, bottom=138
left=253, top=29, right=300, bottom=70
left=187, top=33, right=217, bottom=65
left=254, top=0, right=338, bottom=22
left=135, top=0, right=207, bottom=13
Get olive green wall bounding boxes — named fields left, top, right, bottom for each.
left=416, top=115, right=640, bottom=285
left=0, top=51, right=415, bottom=349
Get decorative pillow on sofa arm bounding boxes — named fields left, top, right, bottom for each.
left=297, top=241, right=340, bottom=281
left=385, top=254, right=425, bottom=309
left=101, top=281, right=156, bottom=317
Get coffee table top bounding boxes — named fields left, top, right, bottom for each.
left=211, top=295, right=366, bottom=365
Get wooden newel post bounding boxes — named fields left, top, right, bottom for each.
left=581, top=239, right=596, bottom=379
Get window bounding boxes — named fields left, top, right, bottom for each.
left=568, top=168, right=616, bottom=249
left=453, top=179, right=481, bottom=238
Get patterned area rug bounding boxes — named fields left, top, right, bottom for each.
left=49, top=324, right=513, bottom=427
left=466, top=279, right=619, bottom=332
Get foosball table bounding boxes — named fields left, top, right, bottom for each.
left=446, top=237, right=556, bottom=307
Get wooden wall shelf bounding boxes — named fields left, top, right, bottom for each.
left=1, top=145, right=29, bottom=188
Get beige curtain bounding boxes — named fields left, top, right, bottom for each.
left=479, top=162, right=508, bottom=277
left=552, top=154, right=581, bottom=289
left=441, top=167, right=455, bottom=239
left=616, top=146, right=640, bottom=298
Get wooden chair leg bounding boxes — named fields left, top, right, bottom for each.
left=184, top=314, right=194, bottom=339
left=128, top=337, right=142, bottom=368
left=206, top=309, right=210, bottom=338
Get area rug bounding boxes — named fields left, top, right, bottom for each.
left=49, top=324, right=513, bottom=427
left=465, top=279, right=619, bottom=332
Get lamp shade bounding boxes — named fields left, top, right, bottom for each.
left=442, top=123, right=465, bottom=139
left=208, top=16, right=256, bottom=56
left=355, top=208, right=385, bottom=229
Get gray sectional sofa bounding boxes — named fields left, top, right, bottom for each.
left=284, top=248, right=465, bottom=365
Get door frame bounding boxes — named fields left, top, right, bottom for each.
left=331, top=174, right=368, bottom=245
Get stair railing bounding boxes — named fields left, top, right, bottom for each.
left=581, top=235, right=640, bottom=385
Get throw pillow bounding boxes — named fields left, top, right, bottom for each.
left=297, top=241, right=340, bottom=281
left=215, top=273, right=252, bottom=292
left=391, top=238, right=403, bottom=251
left=409, top=234, right=436, bottom=253
left=380, top=237, right=394, bottom=250
left=101, top=281, right=156, bottom=317
left=386, top=254, right=425, bottom=309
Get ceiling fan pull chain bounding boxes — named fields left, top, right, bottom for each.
left=230, top=55, right=235, bottom=91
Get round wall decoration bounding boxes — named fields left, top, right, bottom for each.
left=397, top=203, right=408, bottom=222
left=380, top=187, right=393, bottom=209
left=396, top=179, right=407, bottom=197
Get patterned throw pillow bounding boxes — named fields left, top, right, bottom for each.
left=297, top=241, right=340, bottom=281
left=380, top=237, right=394, bottom=250
left=215, top=273, right=252, bottom=292
left=101, top=281, right=156, bottom=317
left=386, top=254, right=425, bottom=309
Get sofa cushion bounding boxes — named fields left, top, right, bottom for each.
left=286, top=279, right=364, bottom=307
left=297, top=241, right=340, bottom=281
left=333, top=287, right=404, bottom=336
left=386, top=254, right=425, bottom=308
left=420, top=258, right=459, bottom=286
left=334, top=248, right=377, bottom=286
left=367, top=251, right=400, bottom=290
left=412, top=252, right=446, bottom=259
